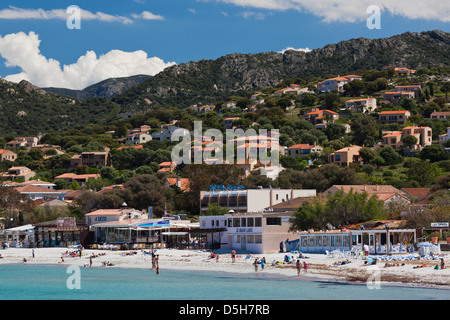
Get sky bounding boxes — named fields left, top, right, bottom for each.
left=0, top=0, right=448, bottom=90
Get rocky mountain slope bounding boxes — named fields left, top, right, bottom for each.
left=111, top=30, right=450, bottom=112
left=43, top=74, right=151, bottom=100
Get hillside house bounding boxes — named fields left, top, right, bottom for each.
left=383, top=91, right=415, bottom=104
left=439, top=127, right=450, bottom=146
left=344, top=98, right=377, bottom=113
left=323, top=185, right=411, bottom=207
left=6, top=137, right=39, bottom=149
left=125, top=132, right=152, bottom=144
left=287, top=144, right=323, bottom=158
left=381, top=126, right=432, bottom=150
left=394, top=67, right=416, bottom=77
left=430, top=111, right=450, bottom=120
left=0, top=149, right=17, bottom=161
left=303, top=109, right=339, bottom=129
left=394, top=85, right=422, bottom=98
left=328, top=145, right=361, bottom=167
left=317, top=75, right=362, bottom=93
left=0, top=166, right=36, bottom=181
left=54, top=173, right=101, bottom=185
left=378, top=110, right=410, bottom=125
left=274, top=84, right=309, bottom=96
left=70, top=152, right=110, bottom=169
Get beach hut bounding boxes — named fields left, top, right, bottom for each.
left=0, top=224, right=35, bottom=248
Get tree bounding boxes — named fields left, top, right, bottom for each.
left=420, top=145, right=449, bottom=162
left=378, top=146, right=403, bottom=165
left=351, top=115, right=379, bottom=146
left=324, top=190, right=387, bottom=227
left=359, top=147, right=378, bottom=164
left=408, top=160, right=443, bottom=187
left=402, top=135, right=418, bottom=150
left=0, top=187, right=34, bottom=228
left=206, top=203, right=229, bottom=216
left=300, top=93, right=317, bottom=107
left=440, top=82, right=450, bottom=99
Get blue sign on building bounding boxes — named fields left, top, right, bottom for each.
left=209, top=185, right=245, bottom=191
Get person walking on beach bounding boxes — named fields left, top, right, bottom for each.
left=303, top=261, right=308, bottom=273
left=89, top=256, right=93, bottom=268
left=441, top=258, right=445, bottom=270
left=231, top=249, right=236, bottom=263
left=253, top=259, right=258, bottom=272
left=296, top=259, right=302, bottom=277
left=32, top=249, right=35, bottom=258
left=216, top=253, right=219, bottom=263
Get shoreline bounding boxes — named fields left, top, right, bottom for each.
left=1, top=247, right=449, bottom=290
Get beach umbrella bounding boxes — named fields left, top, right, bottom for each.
left=417, top=242, right=434, bottom=247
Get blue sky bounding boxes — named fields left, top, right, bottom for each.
left=0, top=0, right=448, bottom=89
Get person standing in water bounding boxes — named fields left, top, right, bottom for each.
left=296, top=259, right=302, bottom=277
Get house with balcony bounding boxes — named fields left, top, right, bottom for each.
left=70, top=152, right=110, bottom=169
left=125, top=132, right=152, bottom=145
left=0, top=166, right=36, bottom=181
left=328, top=145, right=361, bottom=167
left=6, top=137, right=39, bottom=149
left=317, top=75, right=362, bottom=93
left=439, top=127, right=450, bottom=146
left=344, top=97, right=377, bottom=113
left=394, top=85, right=422, bottom=98
left=378, top=110, right=410, bottom=125
left=303, top=109, right=339, bottom=129
left=381, top=126, right=432, bottom=150
left=383, top=91, right=415, bottom=104
left=199, top=187, right=316, bottom=215
left=287, top=144, right=323, bottom=158
left=394, top=67, right=416, bottom=77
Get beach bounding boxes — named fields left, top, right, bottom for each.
left=1, top=247, right=449, bottom=289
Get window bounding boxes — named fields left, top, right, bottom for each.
left=233, top=218, right=240, bottom=228
left=266, top=217, right=281, bottom=226
left=335, top=155, right=341, bottom=161
left=255, top=217, right=262, bottom=227
left=241, top=218, right=246, bottom=227
left=255, top=235, right=262, bottom=244
left=247, top=235, right=254, bottom=244
left=247, top=217, right=254, bottom=227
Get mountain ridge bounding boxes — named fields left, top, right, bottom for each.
left=110, top=29, right=450, bottom=112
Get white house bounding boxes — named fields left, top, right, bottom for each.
left=345, top=98, right=377, bottom=113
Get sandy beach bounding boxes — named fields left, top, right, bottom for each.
left=1, top=247, right=449, bottom=289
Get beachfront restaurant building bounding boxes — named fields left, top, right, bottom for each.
left=33, top=218, right=91, bottom=247
left=294, top=220, right=417, bottom=255
left=200, top=211, right=299, bottom=253
left=86, top=207, right=198, bottom=248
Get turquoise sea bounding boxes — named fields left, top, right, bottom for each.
left=0, top=264, right=448, bottom=300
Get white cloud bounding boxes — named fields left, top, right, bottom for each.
left=213, top=0, right=450, bottom=23
left=241, top=11, right=267, bottom=20
left=279, top=47, right=312, bottom=54
left=0, top=32, right=176, bottom=90
left=0, top=6, right=166, bottom=24
left=131, top=10, right=165, bottom=21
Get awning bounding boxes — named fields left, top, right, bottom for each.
left=161, top=232, right=188, bottom=236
